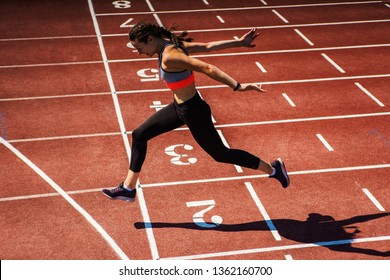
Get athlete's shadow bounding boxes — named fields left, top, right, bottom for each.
left=134, top=212, right=390, bottom=257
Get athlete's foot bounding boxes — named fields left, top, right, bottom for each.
left=102, top=182, right=137, bottom=202
left=269, top=158, right=290, bottom=188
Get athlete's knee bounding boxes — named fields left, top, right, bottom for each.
left=132, top=126, right=146, bottom=145
left=209, top=148, right=230, bottom=164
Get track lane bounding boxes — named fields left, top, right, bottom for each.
left=200, top=78, right=390, bottom=125
left=0, top=0, right=95, bottom=39
left=107, top=47, right=390, bottom=92
left=0, top=145, right=55, bottom=198
left=123, top=114, right=390, bottom=186
left=139, top=167, right=389, bottom=260
left=6, top=136, right=130, bottom=192
left=0, top=37, right=102, bottom=66
left=0, top=64, right=109, bottom=99
left=0, top=94, right=119, bottom=140
left=295, top=21, right=390, bottom=47
left=278, top=2, right=390, bottom=24
left=0, top=196, right=121, bottom=259
left=139, top=180, right=282, bottom=259
left=1, top=0, right=389, bottom=260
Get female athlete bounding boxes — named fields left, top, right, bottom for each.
left=103, top=21, right=289, bottom=202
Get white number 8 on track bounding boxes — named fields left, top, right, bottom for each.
left=112, top=1, right=131, bottom=9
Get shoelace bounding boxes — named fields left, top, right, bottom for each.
left=111, top=184, right=125, bottom=193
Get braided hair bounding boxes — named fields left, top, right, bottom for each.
left=129, top=21, right=193, bottom=48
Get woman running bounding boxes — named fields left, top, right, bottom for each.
left=103, top=21, right=289, bottom=202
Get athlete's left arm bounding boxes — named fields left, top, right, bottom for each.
left=163, top=48, right=266, bottom=93
left=183, top=28, right=260, bottom=54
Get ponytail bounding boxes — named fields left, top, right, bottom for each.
left=159, top=25, right=193, bottom=48
left=129, top=21, right=193, bottom=48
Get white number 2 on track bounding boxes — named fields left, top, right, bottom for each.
left=186, top=200, right=223, bottom=228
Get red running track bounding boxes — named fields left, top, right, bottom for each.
left=0, top=0, right=389, bottom=260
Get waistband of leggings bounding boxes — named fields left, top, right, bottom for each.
left=174, top=91, right=202, bottom=107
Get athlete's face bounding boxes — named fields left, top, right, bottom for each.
left=131, top=36, right=155, bottom=57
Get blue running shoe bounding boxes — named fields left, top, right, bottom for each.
left=102, top=182, right=136, bottom=202
left=269, top=158, right=290, bottom=188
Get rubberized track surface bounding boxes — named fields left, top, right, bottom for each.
left=0, top=0, right=389, bottom=260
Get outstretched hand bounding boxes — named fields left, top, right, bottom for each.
left=237, top=83, right=267, bottom=93
left=240, top=28, right=260, bottom=48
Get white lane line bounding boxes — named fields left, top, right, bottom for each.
left=320, top=53, right=346, bottom=73
left=0, top=92, right=110, bottom=102
left=0, top=137, right=129, bottom=260
left=95, top=1, right=383, bottom=16
left=355, top=82, right=385, bottom=107
left=255, top=61, right=267, bottom=73
left=216, top=15, right=225, bottom=23
left=272, top=9, right=289, bottom=23
left=8, top=111, right=387, bottom=146
left=139, top=0, right=163, bottom=261
left=117, top=74, right=390, bottom=95
left=6, top=112, right=390, bottom=144
left=162, top=235, right=390, bottom=260
left=181, top=19, right=390, bottom=33
left=282, top=93, right=296, bottom=107
left=202, top=0, right=209, bottom=5
left=294, top=29, right=314, bottom=46
left=112, top=43, right=390, bottom=62
left=1, top=19, right=390, bottom=42
left=3, top=19, right=390, bottom=40
left=145, top=0, right=164, bottom=27
left=217, top=130, right=243, bottom=173
left=385, top=3, right=390, bottom=8
left=316, top=133, right=334, bottom=151
left=135, top=181, right=159, bottom=260
left=0, top=60, right=102, bottom=69
left=0, top=192, right=60, bottom=202
left=88, top=0, right=159, bottom=260
left=285, top=254, right=294, bottom=260
left=162, top=110, right=390, bottom=131
left=6, top=73, right=390, bottom=98
left=87, top=0, right=131, bottom=159
left=245, top=182, right=282, bottom=241
left=2, top=164, right=390, bottom=202
left=141, top=164, right=390, bottom=189
left=2, top=43, right=390, bottom=69
left=142, top=0, right=167, bottom=260
left=0, top=35, right=97, bottom=42
left=362, top=188, right=385, bottom=211
left=260, top=0, right=268, bottom=5
left=321, top=53, right=346, bottom=73
left=0, top=188, right=103, bottom=202
left=7, top=132, right=121, bottom=143
left=215, top=112, right=390, bottom=128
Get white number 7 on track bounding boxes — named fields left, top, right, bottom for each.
left=186, top=200, right=223, bottom=228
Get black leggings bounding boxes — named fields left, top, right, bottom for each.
left=130, top=92, right=260, bottom=172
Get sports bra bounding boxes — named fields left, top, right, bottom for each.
left=158, top=43, right=195, bottom=91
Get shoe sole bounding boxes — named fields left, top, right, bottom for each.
left=276, top=157, right=290, bottom=188
left=102, top=191, right=135, bottom=202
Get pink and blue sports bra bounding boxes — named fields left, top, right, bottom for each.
left=158, top=43, right=195, bottom=91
